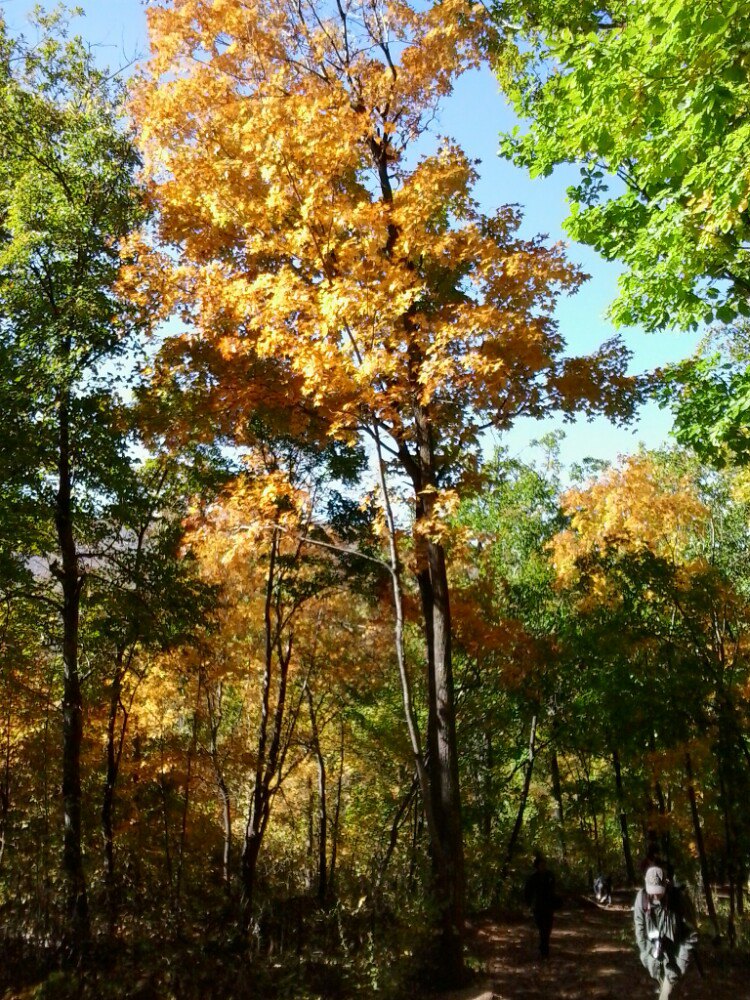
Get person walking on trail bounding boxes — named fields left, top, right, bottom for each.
left=634, top=865, right=697, bottom=999
left=524, top=853, right=558, bottom=959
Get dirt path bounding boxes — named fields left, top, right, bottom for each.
left=433, top=893, right=747, bottom=1000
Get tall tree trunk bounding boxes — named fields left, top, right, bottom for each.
left=549, top=748, right=566, bottom=862
left=218, top=772, right=232, bottom=893
left=377, top=776, right=418, bottom=891
left=685, top=751, right=720, bottom=936
left=55, top=391, right=89, bottom=957
left=206, top=682, right=232, bottom=893
left=0, top=695, right=12, bottom=872
left=483, top=730, right=494, bottom=843
left=305, top=684, right=327, bottom=904
left=175, top=672, right=202, bottom=905
left=102, top=651, right=131, bottom=932
left=328, top=719, right=344, bottom=895
left=158, top=742, right=174, bottom=892
left=501, top=715, right=538, bottom=879
left=305, top=776, right=314, bottom=892
left=102, top=663, right=121, bottom=895
left=41, top=666, right=54, bottom=935
left=242, top=529, right=279, bottom=917
left=369, top=428, right=454, bottom=960
left=241, top=529, right=295, bottom=920
left=579, top=756, right=601, bottom=868
left=410, top=407, right=465, bottom=985
left=408, top=795, right=421, bottom=891
left=717, top=729, right=738, bottom=946
left=612, top=749, right=636, bottom=884
left=425, top=537, right=465, bottom=978
left=369, top=129, right=465, bottom=981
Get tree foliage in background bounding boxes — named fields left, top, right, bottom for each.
left=658, top=324, right=750, bottom=468
left=0, top=9, right=150, bottom=952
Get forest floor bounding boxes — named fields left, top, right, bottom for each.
left=432, top=892, right=750, bottom=1000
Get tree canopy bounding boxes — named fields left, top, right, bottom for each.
left=495, top=0, right=750, bottom=330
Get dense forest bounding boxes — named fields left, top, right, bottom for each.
left=1, top=1, right=750, bottom=997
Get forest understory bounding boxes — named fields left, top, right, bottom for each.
left=4, top=890, right=750, bottom=1000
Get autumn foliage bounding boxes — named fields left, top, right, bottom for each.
left=2, top=3, right=750, bottom=999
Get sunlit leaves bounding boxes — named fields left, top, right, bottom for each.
left=496, top=0, right=750, bottom=330
left=133, top=0, right=634, bottom=490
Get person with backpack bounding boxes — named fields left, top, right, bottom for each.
left=634, top=865, right=698, bottom=999
left=593, top=873, right=613, bottom=905
left=524, top=853, right=559, bottom=959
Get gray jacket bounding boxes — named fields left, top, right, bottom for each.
left=634, top=888, right=697, bottom=983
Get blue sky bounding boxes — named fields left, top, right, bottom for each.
left=3, top=0, right=703, bottom=471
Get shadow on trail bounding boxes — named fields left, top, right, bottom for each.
left=455, top=896, right=710, bottom=1000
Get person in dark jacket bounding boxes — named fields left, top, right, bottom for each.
left=634, top=865, right=697, bottom=999
left=524, top=853, right=558, bottom=959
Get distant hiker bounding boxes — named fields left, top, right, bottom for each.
left=524, top=853, right=559, bottom=959
left=634, top=865, right=697, bottom=999
left=593, top=873, right=612, bottom=905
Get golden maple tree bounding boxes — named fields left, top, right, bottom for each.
left=131, top=0, right=635, bottom=977
left=551, top=454, right=712, bottom=605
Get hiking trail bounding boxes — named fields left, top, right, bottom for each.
left=432, top=892, right=747, bottom=999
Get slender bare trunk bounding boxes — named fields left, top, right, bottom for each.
left=377, top=777, right=418, bottom=890
left=483, top=730, right=494, bottom=843
left=367, top=122, right=465, bottom=979
left=0, top=696, right=12, bottom=871
left=612, top=749, right=636, bottom=884
left=241, top=528, right=296, bottom=919
left=549, top=748, right=566, bottom=862
left=328, top=719, right=344, bottom=894
left=305, top=684, right=327, bottom=904
left=409, top=406, right=465, bottom=983
left=159, top=748, right=174, bottom=892
left=685, top=751, right=719, bottom=936
left=501, top=715, right=537, bottom=879
left=175, top=672, right=202, bottom=905
left=207, top=682, right=232, bottom=892
left=102, top=650, right=131, bottom=932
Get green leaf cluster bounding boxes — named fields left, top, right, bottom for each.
left=494, top=0, right=750, bottom=330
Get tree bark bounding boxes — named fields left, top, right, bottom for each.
left=0, top=696, right=12, bottom=872
left=55, top=390, right=89, bottom=957
left=369, top=122, right=466, bottom=982
left=612, top=748, right=636, bottom=884
left=206, top=682, right=232, bottom=893
left=175, top=672, right=202, bottom=905
left=241, top=528, right=295, bottom=919
left=377, top=776, right=418, bottom=891
left=101, top=650, right=131, bottom=931
left=425, top=536, right=465, bottom=977
left=483, top=730, right=494, bottom=843
left=501, top=715, right=537, bottom=879
left=685, top=751, right=720, bottom=936
left=328, top=719, right=344, bottom=895
left=410, top=406, right=465, bottom=984
left=305, top=683, right=327, bottom=904
left=549, top=748, right=566, bottom=862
